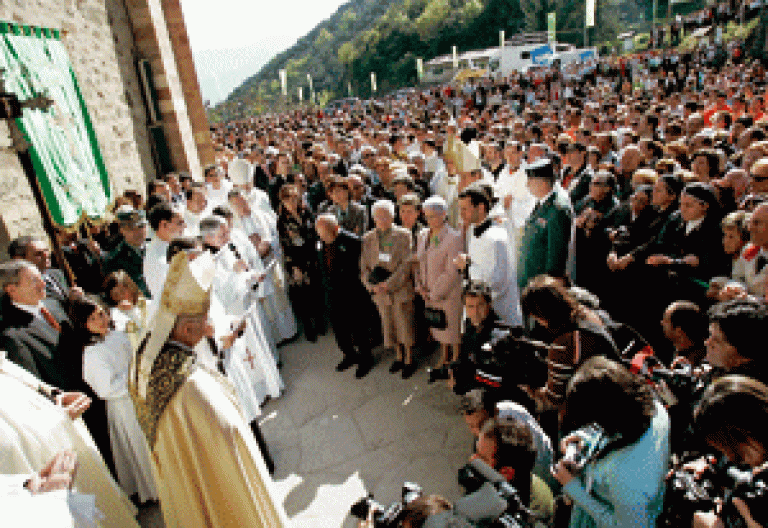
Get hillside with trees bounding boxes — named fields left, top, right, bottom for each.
left=212, top=0, right=703, bottom=121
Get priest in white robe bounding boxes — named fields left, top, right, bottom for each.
left=0, top=352, right=139, bottom=528
left=182, top=182, right=209, bottom=238
left=129, top=251, right=288, bottom=528
left=204, top=165, right=233, bottom=208
left=489, top=142, right=536, bottom=263
left=144, top=203, right=185, bottom=319
left=228, top=191, right=297, bottom=345
left=456, top=185, right=522, bottom=326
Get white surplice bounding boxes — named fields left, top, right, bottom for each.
left=490, top=164, right=536, bottom=263
left=225, top=313, right=283, bottom=418
left=0, top=355, right=139, bottom=528
left=143, top=236, right=170, bottom=320
left=83, top=331, right=158, bottom=502
left=466, top=222, right=522, bottom=326
left=206, top=253, right=282, bottom=420
left=232, top=213, right=297, bottom=344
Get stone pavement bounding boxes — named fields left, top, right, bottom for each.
left=139, top=332, right=473, bottom=527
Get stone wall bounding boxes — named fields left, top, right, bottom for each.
left=0, top=0, right=210, bottom=253
left=0, top=0, right=156, bottom=248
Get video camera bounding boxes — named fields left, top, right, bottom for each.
left=350, top=459, right=538, bottom=528
left=634, top=356, right=709, bottom=408
left=428, top=326, right=554, bottom=394
left=350, top=482, right=425, bottom=528
left=659, top=462, right=768, bottom=527
left=551, top=423, right=618, bottom=476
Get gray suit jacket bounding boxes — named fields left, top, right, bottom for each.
left=319, top=202, right=368, bottom=237
left=43, top=268, right=70, bottom=307
left=0, top=295, right=71, bottom=389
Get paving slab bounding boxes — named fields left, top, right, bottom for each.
left=139, top=331, right=473, bottom=527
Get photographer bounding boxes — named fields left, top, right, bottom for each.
left=552, top=356, right=671, bottom=528
left=520, top=275, right=619, bottom=411
left=692, top=375, right=768, bottom=528
left=470, top=417, right=555, bottom=521
left=703, top=298, right=768, bottom=386
left=356, top=494, right=453, bottom=528
left=448, top=282, right=508, bottom=395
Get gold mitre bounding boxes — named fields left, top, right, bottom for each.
left=135, top=251, right=215, bottom=399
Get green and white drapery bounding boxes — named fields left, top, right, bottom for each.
left=0, top=22, right=111, bottom=228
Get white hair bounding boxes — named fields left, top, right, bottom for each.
left=422, top=196, right=447, bottom=215
left=316, top=213, right=339, bottom=229
left=371, top=199, right=395, bottom=218
left=199, top=215, right=226, bottom=238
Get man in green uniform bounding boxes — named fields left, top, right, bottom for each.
left=517, top=158, right=573, bottom=290
left=103, top=208, right=151, bottom=297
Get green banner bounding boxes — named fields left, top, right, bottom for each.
left=0, top=22, right=112, bottom=228
left=547, top=12, right=557, bottom=42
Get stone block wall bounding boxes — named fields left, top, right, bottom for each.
left=0, top=0, right=157, bottom=245
left=0, top=0, right=188, bottom=248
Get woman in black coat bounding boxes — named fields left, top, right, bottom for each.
left=277, top=184, right=324, bottom=341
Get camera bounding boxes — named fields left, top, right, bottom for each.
left=659, top=462, right=768, bottom=527
left=556, top=423, right=616, bottom=473
left=350, top=460, right=540, bottom=528
left=429, top=326, right=553, bottom=393
left=454, top=458, right=538, bottom=528
left=350, top=482, right=424, bottom=527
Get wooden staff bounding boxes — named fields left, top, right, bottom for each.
left=0, top=76, right=77, bottom=286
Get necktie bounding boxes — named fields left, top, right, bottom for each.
left=39, top=306, right=61, bottom=333
left=44, top=274, right=65, bottom=299
left=757, top=254, right=767, bottom=274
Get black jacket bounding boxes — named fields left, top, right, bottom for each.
left=316, top=230, right=368, bottom=304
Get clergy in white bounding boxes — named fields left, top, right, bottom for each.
left=83, top=307, right=158, bottom=503
left=204, top=165, right=234, bottom=208
left=456, top=185, right=522, bottom=326
left=0, top=351, right=139, bottom=528
left=183, top=182, right=209, bottom=237
left=489, top=141, right=536, bottom=261
left=144, top=203, right=185, bottom=319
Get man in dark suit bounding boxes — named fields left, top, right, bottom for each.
left=8, top=235, right=81, bottom=310
left=319, top=177, right=369, bottom=237
left=0, top=260, right=72, bottom=389
left=315, top=214, right=375, bottom=378
left=517, top=158, right=573, bottom=291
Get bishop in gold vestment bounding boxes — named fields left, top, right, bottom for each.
left=130, top=252, right=289, bottom=528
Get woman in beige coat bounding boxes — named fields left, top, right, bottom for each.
left=361, top=200, right=417, bottom=378
left=415, top=196, right=464, bottom=367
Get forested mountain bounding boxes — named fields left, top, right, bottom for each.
left=214, top=0, right=686, bottom=120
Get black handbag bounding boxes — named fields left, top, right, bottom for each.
left=368, top=265, right=392, bottom=285
left=424, top=306, right=447, bottom=329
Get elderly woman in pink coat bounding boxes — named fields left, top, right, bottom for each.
left=415, top=196, right=464, bottom=368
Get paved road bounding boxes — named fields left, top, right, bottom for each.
left=139, top=332, right=472, bottom=527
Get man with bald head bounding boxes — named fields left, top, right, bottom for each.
left=617, top=145, right=642, bottom=201
left=732, top=200, right=768, bottom=298
left=748, top=158, right=768, bottom=196
left=315, top=214, right=375, bottom=377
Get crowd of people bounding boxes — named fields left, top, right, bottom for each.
left=1, top=18, right=768, bottom=527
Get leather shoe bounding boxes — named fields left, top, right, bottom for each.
left=401, top=363, right=417, bottom=379
left=355, top=358, right=373, bottom=378
left=336, top=356, right=357, bottom=372
left=389, top=360, right=404, bottom=373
